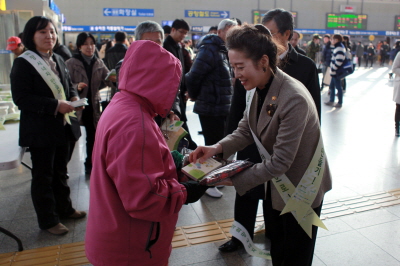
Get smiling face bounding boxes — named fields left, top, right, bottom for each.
left=33, top=22, right=57, bottom=53
left=228, top=49, right=271, bottom=90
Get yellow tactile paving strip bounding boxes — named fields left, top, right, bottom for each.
left=1, top=188, right=400, bottom=265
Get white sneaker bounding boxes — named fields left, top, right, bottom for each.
left=205, top=187, right=223, bottom=198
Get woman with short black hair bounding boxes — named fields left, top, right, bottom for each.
left=11, top=16, right=86, bottom=235
left=65, top=32, right=115, bottom=174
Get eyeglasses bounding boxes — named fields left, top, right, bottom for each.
left=177, top=29, right=188, bottom=36
left=82, top=43, right=95, bottom=46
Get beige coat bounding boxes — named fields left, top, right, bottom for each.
left=65, top=56, right=110, bottom=128
left=392, top=52, right=400, bottom=104
left=219, top=68, right=332, bottom=211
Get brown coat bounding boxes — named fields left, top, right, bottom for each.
left=65, top=56, right=110, bottom=128
left=219, top=68, right=332, bottom=211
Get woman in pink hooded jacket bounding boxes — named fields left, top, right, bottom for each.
left=85, top=40, right=207, bottom=266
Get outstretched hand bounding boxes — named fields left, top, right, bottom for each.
left=189, top=144, right=223, bottom=164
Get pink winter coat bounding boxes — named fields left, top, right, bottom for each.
left=85, top=40, right=187, bottom=266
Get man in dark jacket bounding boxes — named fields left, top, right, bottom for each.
left=185, top=18, right=237, bottom=198
left=163, top=19, right=197, bottom=150
left=104, top=31, right=127, bottom=70
left=220, top=9, right=321, bottom=263
left=381, top=41, right=390, bottom=66
left=290, top=30, right=306, bottom=56
left=321, top=34, right=332, bottom=90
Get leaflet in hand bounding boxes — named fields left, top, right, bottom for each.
left=105, top=69, right=116, bottom=81
left=181, top=157, right=222, bottom=181
left=161, top=119, right=184, bottom=132
left=70, top=98, right=89, bottom=108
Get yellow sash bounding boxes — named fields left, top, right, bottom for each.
left=19, top=51, right=76, bottom=124
left=246, top=89, right=327, bottom=238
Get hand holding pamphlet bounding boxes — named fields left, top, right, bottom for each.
left=181, top=157, right=222, bottom=181
left=70, top=98, right=89, bottom=108
left=105, top=69, right=116, bottom=81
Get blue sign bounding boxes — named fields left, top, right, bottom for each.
left=191, top=26, right=203, bottom=32
left=103, top=8, right=154, bottom=17
left=49, top=0, right=61, bottom=15
left=185, top=10, right=230, bottom=19
left=63, top=25, right=137, bottom=32
left=162, top=21, right=173, bottom=27
left=295, top=28, right=400, bottom=36
left=0, top=50, right=12, bottom=54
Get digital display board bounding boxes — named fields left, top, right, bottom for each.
left=326, top=13, right=367, bottom=30
left=252, top=10, right=298, bottom=27
left=395, top=15, right=400, bottom=31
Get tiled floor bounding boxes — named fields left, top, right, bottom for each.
left=1, top=65, right=400, bottom=265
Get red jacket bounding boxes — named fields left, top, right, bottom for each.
left=85, top=41, right=187, bottom=265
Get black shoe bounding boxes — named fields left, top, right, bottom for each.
left=85, top=163, right=92, bottom=175
left=218, top=239, right=243, bottom=252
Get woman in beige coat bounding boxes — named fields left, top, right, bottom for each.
left=190, top=25, right=332, bottom=266
left=65, top=32, right=115, bottom=174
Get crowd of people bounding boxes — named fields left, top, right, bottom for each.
left=6, top=8, right=400, bottom=265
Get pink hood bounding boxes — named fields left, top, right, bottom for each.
left=118, top=40, right=182, bottom=118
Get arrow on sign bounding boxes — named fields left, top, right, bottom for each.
left=222, top=11, right=228, bottom=18
left=103, top=8, right=111, bottom=16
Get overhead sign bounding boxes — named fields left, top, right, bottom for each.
left=103, top=8, right=154, bottom=17
left=0, top=0, right=6, bottom=11
left=326, top=13, right=367, bottom=30
left=295, top=28, right=400, bottom=36
left=49, top=0, right=61, bottom=15
left=185, top=10, right=229, bottom=19
left=252, top=10, right=268, bottom=24
left=162, top=21, right=173, bottom=27
left=340, top=5, right=356, bottom=13
left=191, top=26, right=204, bottom=32
left=395, top=15, right=400, bottom=31
left=62, top=25, right=137, bottom=32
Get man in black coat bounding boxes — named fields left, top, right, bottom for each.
left=221, top=9, right=321, bottom=265
left=163, top=19, right=197, bottom=149
left=104, top=31, right=128, bottom=70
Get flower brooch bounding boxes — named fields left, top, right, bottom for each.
left=266, top=96, right=277, bottom=117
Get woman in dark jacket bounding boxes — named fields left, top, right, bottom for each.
left=366, top=43, right=375, bottom=67
left=10, top=16, right=86, bottom=235
left=65, top=32, right=115, bottom=174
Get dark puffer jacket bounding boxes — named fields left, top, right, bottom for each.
left=185, top=35, right=233, bottom=116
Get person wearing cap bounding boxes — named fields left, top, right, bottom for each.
left=6, top=36, right=26, bottom=59
left=306, top=34, right=321, bottom=63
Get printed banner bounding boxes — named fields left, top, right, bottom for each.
left=230, top=221, right=271, bottom=260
